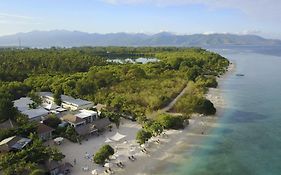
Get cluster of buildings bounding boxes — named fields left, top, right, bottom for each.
left=13, top=92, right=96, bottom=121
left=11, top=92, right=111, bottom=138
left=11, top=92, right=113, bottom=139
left=0, top=91, right=111, bottom=174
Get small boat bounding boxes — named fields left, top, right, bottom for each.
left=236, top=74, right=245, bottom=77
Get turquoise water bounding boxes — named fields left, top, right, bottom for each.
left=164, top=51, right=281, bottom=175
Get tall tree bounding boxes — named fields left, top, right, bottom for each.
left=0, top=97, right=17, bottom=122
left=53, top=89, right=62, bottom=106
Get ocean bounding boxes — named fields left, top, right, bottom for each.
left=157, top=48, right=281, bottom=175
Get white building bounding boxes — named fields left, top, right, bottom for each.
left=75, top=109, right=98, bottom=124
left=13, top=97, right=34, bottom=112
left=62, top=114, right=86, bottom=128
left=39, top=92, right=93, bottom=111
left=13, top=97, right=49, bottom=121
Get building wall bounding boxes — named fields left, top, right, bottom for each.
left=79, top=103, right=94, bottom=110
left=30, top=115, right=46, bottom=122
left=61, top=102, right=78, bottom=111
left=42, top=94, right=94, bottom=111
left=39, top=132, right=53, bottom=141
left=62, top=102, right=94, bottom=111
left=42, top=96, right=55, bottom=104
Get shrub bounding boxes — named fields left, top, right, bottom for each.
left=94, top=145, right=114, bottom=164
left=136, top=129, right=152, bottom=144
left=143, top=121, right=163, bottom=136
left=196, top=76, right=218, bottom=88
left=64, top=126, right=79, bottom=143
left=195, top=99, right=216, bottom=115
left=157, top=114, right=184, bottom=130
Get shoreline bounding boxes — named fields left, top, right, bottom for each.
left=117, top=63, right=235, bottom=175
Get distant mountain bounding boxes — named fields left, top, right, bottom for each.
left=0, top=30, right=280, bottom=47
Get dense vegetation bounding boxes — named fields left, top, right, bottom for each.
left=0, top=47, right=228, bottom=118
left=136, top=113, right=188, bottom=144
left=93, top=144, right=115, bottom=164
left=0, top=137, right=64, bottom=175
left=171, top=82, right=216, bottom=115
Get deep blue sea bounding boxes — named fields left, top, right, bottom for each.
left=159, top=48, right=281, bottom=175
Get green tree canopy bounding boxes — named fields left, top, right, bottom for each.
left=136, top=129, right=152, bottom=144
left=93, top=145, right=114, bottom=165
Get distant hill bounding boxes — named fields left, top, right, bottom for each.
left=0, top=30, right=280, bottom=47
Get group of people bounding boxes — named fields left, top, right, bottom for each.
left=141, top=148, right=148, bottom=154
left=128, top=155, right=136, bottom=161
left=116, top=161, right=125, bottom=168
left=104, top=168, right=114, bottom=174
left=154, top=139, right=161, bottom=144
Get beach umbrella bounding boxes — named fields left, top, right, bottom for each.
left=104, top=162, right=114, bottom=168
left=123, top=140, right=128, bottom=144
left=140, top=144, right=147, bottom=148
left=113, top=153, right=119, bottom=158
left=105, top=138, right=113, bottom=143
left=109, top=155, right=117, bottom=160
left=91, top=169, right=98, bottom=175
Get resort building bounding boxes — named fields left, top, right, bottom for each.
left=37, top=123, right=55, bottom=141
left=62, top=113, right=111, bottom=136
left=62, top=114, right=86, bottom=128
left=40, top=92, right=94, bottom=111
left=13, top=97, right=34, bottom=112
left=74, top=109, right=98, bottom=124
left=13, top=97, right=50, bottom=121
left=0, top=136, right=31, bottom=153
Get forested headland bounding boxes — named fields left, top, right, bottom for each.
left=0, top=47, right=229, bottom=120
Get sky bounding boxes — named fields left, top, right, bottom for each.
left=0, top=0, right=280, bottom=39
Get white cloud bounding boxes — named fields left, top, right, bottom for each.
left=0, top=13, right=36, bottom=20
left=102, top=0, right=281, bottom=20
left=0, top=12, right=41, bottom=26
left=240, top=30, right=262, bottom=35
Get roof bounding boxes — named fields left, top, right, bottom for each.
left=75, top=109, right=97, bottom=119
left=11, top=138, right=31, bottom=150
left=62, top=97, right=92, bottom=107
left=92, top=118, right=111, bottom=130
left=62, top=114, right=85, bottom=124
left=110, top=132, right=126, bottom=142
left=40, top=92, right=93, bottom=107
left=0, top=136, right=17, bottom=146
left=75, top=124, right=91, bottom=136
left=56, top=107, right=67, bottom=112
left=42, top=102, right=58, bottom=110
left=22, top=107, right=49, bottom=120
left=59, top=162, right=73, bottom=172
left=0, top=136, right=31, bottom=150
left=44, top=160, right=60, bottom=171
left=13, top=97, right=33, bottom=112
left=0, top=119, right=18, bottom=129
left=39, top=92, right=54, bottom=98
left=37, top=123, right=55, bottom=134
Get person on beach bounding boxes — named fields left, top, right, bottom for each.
left=74, top=158, right=76, bottom=165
